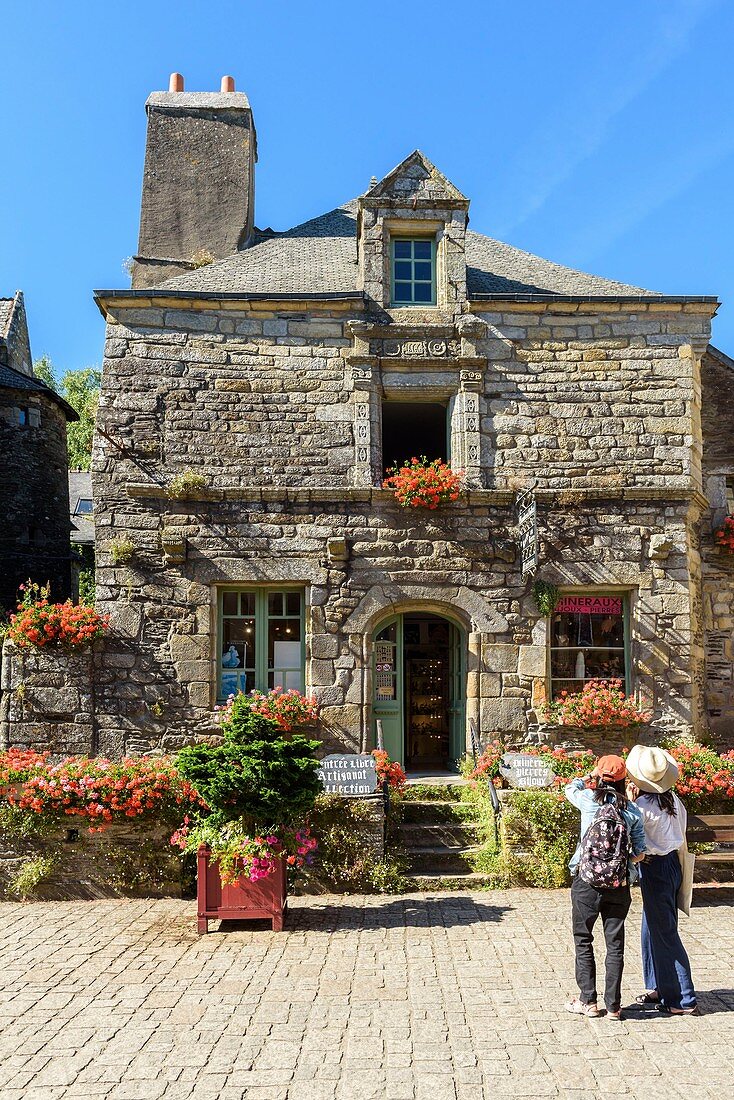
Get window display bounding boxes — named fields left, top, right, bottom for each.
left=549, top=594, right=627, bottom=700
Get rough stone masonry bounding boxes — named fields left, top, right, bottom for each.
left=2, top=75, right=733, bottom=760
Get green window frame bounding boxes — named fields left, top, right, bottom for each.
left=217, top=587, right=305, bottom=700
left=548, top=592, right=630, bottom=701
left=391, top=237, right=436, bottom=306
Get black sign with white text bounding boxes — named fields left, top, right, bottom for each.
left=318, top=754, right=378, bottom=796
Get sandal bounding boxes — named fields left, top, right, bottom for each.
left=668, top=1006, right=701, bottom=1016
left=564, top=998, right=601, bottom=1018
left=606, top=1009, right=624, bottom=1021
left=635, top=991, right=659, bottom=1005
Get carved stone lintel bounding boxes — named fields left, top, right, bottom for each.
left=349, top=362, right=377, bottom=386
left=459, top=369, right=483, bottom=391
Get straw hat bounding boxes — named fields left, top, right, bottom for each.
left=626, top=745, right=679, bottom=794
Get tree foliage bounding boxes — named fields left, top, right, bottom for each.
left=175, top=697, right=322, bottom=829
left=33, top=357, right=101, bottom=471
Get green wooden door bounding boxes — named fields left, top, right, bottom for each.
left=448, top=621, right=466, bottom=770
left=372, top=617, right=404, bottom=765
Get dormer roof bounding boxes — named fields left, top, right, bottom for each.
left=361, top=150, right=469, bottom=209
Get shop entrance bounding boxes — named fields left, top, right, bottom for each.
left=372, top=611, right=465, bottom=772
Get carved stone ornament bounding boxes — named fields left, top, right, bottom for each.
left=327, top=537, right=349, bottom=564
left=161, top=528, right=187, bottom=564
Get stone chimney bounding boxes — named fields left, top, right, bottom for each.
left=131, top=73, right=257, bottom=289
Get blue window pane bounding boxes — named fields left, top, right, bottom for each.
left=413, top=240, right=432, bottom=259
left=393, top=240, right=411, bottom=258
left=394, top=261, right=412, bottom=280
left=393, top=282, right=413, bottom=302
left=414, top=261, right=432, bottom=280
left=414, top=283, right=432, bottom=302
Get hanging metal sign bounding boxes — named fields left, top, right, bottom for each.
left=517, top=490, right=538, bottom=577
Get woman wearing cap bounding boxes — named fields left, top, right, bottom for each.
left=626, top=745, right=699, bottom=1016
left=564, top=755, right=647, bottom=1020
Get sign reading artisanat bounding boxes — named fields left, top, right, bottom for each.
left=517, top=490, right=538, bottom=577
left=318, top=754, right=379, bottom=796
left=555, top=595, right=622, bottom=616
left=499, top=753, right=556, bottom=789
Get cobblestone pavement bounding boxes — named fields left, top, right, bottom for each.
left=1, top=889, right=733, bottom=1100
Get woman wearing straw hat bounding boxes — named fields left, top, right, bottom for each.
left=626, top=745, right=699, bottom=1016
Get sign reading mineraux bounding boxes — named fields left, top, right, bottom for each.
left=318, top=754, right=378, bottom=796
left=499, top=752, right=556, bottom=789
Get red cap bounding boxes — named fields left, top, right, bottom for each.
left=595, top=755, right=626, bottom=783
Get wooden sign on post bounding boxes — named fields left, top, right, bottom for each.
left=318, top=754, right=378, bottom=796
left=499, top=752, right=556, bottom=790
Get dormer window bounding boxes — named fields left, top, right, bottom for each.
left=391, top=238, right=436, bottom=306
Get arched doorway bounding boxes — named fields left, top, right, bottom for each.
left=372, top=611, right=466, bottom=772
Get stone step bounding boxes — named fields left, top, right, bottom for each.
left=407, top=845, right=481, bottom=875
left=400, top=822, right=480, bottom=847
left=400, top=800, right=475, bottom=824
left=408, top=871, right=497, bottom=891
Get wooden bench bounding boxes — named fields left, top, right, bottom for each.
left=687, top=815, right=734, bottom=880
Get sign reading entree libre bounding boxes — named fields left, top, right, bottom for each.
left=499, top=752, right=556, bottom=789
left=318, top=754, right=378, bottom=795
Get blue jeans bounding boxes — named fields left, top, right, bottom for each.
left=640, top=851, right=697, bottom=1010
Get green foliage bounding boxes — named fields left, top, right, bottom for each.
left=33, top=354, right=58, bottom=390
left=532, top=579, right=560, bottom=616
left=463, top=786, right=578, bottom=889
left=9, top=855, right=58, bottom=899
left=175, top=695, right=322, bottom=829
left=301, top=794, right=407, bottom=894
left=63, top=367, right=101, bottom=472
left=109, top=537, right=136, bottom=565
left=0, top=805, right=56, bottom=840
left=167, top=468, right=207, bottom=500
left=78, top=565, right=96, bottom=605
left=401, top=782, right=462, bottom=802
left=33, top=359, right=101, bottom=471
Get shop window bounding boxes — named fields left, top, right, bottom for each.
left=549, top=593, right=628, bottom=700
left=381, top=400, right=448, bottom=472
left=391, top=238, right=436, bottom=306
left=218, top=588, right=304, bottom=700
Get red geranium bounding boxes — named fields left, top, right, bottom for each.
left=383, top=457, right=463, bottom=510
left=714, top=515, right=734, bottom=554
left=372, top=749, right=407, bottom=791
left=7, top=581, right=109, bottom=650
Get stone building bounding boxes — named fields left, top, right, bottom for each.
left=35, top=74, right=730, bottom=762
left=0, top=292, right=77, bottom=612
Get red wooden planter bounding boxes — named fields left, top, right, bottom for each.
left=196, top=844, right=287, bottom=934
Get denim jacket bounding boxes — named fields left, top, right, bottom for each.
left=565, top=778, right=647, bottom=883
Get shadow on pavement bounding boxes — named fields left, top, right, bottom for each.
left=212, top=896, right=514, bottom=934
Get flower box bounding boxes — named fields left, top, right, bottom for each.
left=196, top=844, right=287, bottom=934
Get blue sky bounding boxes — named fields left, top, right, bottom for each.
left=1, top=0, right=732, bottom=377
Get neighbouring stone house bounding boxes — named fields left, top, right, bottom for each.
left=0, top=292, right=77, bottom=612
left=3, top=75, right=733, bottom=763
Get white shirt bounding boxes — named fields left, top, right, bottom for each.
left=636, top=792, right=687, bottom=855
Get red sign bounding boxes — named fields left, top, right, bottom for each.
left=556, top=595, right=622, bottom=616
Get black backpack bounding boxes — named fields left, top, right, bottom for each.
left=578, top=794, right=630, bottom=889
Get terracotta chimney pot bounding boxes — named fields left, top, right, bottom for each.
left=169, top=73, right=184, bottom=92
left=221, top=75, right=235, bottom=93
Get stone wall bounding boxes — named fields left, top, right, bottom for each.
left=701, top=349, right=734, bottom=744
left=69, top=298, right=713, bottom=756
left=0, top=390, right=72, bottom=611
left=0, top=642, right=95, bottom=755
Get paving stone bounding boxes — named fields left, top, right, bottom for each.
left=0, top=891, right=732, bottom=1098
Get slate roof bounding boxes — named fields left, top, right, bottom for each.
left=0, top=360, right=78, bottom=420
left=157, top=198, right=662, bottom=299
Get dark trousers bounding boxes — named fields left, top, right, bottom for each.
left=639, top=852, right=696, bottom=1010
left=571, top=874, right=631, bottom=1012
